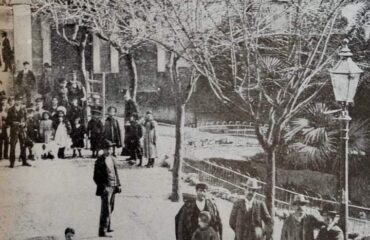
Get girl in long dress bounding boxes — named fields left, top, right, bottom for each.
left=39, top=111, right=54, bottom=159
left=143, top=111, right=158, bottom=167
left=53, top=109, right=71, bottom=159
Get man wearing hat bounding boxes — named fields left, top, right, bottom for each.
left=6, top=95, right=30, bottom=167
left=175, top=183, right=223, bottom=240
left=93, top=139, right=121, bottom=237
left=280, top=194, right=325, bottom=240
left=229, top=178, right=271, bottom=240
left=316, top=204, right=344, bottom=240
left=16, top=61, right=36, bottom=106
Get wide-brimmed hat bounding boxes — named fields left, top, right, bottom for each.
left=242, top=178, right=261, bottom=190
left=44, top=62, right=51, bottom=68
left=91, top=109, right=102, bottom=116
left=320, top=203, right=339, bottom=215
left=56, top=106, right=67, bottom=115
left=14, top=95, right=23, bottom=101
left=292, top=194, right=309, bottom=205
left=0, top=95, right=7, bottom=101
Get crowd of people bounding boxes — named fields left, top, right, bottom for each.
left=174, top=179, right=345, bottom=240
left=0, top=61, right=158, bottom=169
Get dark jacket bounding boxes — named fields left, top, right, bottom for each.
left=103, top=116, right=122, bottom=148
left=87, top=118, right=104, bottom=150
left=229, top=199, right=271, bottom=240
left=6, top=106, right=26, bottom=135
left=192, top=227, right=220, bottom=240
left=316, top=225, right=344, bottom=240
left=93, top=155, right=121, bottom=196
left=2, top=37, right=12, bottom=57
left=16, top=70, right=36, bottom=88
left=68, top=105, right=84, bottom=126
left=280, top=213, right=324, bottom=240
left=175, top=198, right=223, bottom=240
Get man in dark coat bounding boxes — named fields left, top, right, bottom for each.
left=125, top=113, right=143, bottom=166
left=104, top=106, right=122, bottom=157
left=16, top=61, right=36, bottom=106
left=2, top=32, right=12, bottom=72
left=93, top=139, right=121, bottom=238
left=67, top=98, right=84, bottom=128
left=316, top=204, right=344, bottom=240
left=87, top=110, right=104, bottom=158
left=280, top=194, right=325, bottom=240
left=229, top=178, right=271, bottom=240
left=175, top=183, right=223, bottom=240
left=7, top=96, right=30, bottom=168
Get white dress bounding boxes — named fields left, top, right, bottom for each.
left=54, top=122, right=71, bottom=148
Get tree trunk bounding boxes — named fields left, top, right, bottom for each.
left=170, top=103, right=186, bottom=202
left=124, top=53, right=138, bottom=102
left=265, top=148, right=276, bottom=238
left=79, top=33, right=89, bottom=85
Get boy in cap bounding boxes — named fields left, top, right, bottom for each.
left=229, top=178, right=271, bottom=240
left=93, top=139, right=121, bottom=237
left=280, top=194, right=325, bottom=240
left=316, top=204, right=344, bottom=240
left=191, top=211, right=220, bottom=240
left=175, top=183, right=223, bottom=240
left=15, top=61, right=36, bottom=106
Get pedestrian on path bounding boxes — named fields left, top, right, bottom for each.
left=93, top=139, right=121, bottom=238
left=53, top=108, right=71, bottom=159
left=125, top=113, right=143, bottom=166
left=7, top=95, right=30, bottom=167
left=1, top=32, right=12, bottom=72
left=143, top=111, right=157, bottom=167
left=175, top=183, right=223, bottom=240
left=87, top=110, right=104, bottom=158
left=191, top=211, right=220, bottom=240
left=229, top=178, right=271, bottom=240
left=103, top=106, right=122, bottom=157
left=280, top=194, right=325, bottom=240
left=316, top=204, right=344, bottom=240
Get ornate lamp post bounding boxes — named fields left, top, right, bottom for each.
left=329, top=39, right=363, bottom=239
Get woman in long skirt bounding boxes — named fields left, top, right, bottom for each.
left=143, top=111, right=158, bottom=167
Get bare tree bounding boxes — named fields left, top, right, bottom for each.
left=141, top=0, right=351, bottom=233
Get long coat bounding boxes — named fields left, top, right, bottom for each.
left=124, top=99, right=138, bottom=121
left=87, top=118, right=104, bottom=151
left=316, top=225, right=344, bottom=240
left=93, top=155, right=121, bottom=196
left=175, top=198, right=223, bottom=240
left=143, top=120, right=157, bottom=159
left=2, top=37, right=12, bottom=60
left=103, top=116, right=122, bottom=148
left=16, top=70, right=36, bottom=89
left=229, top=199, right=271, bottom=240
left=280, top=213, right=324, bottom=240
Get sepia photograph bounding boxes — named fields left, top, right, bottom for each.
left=0, top=0, right=370, bottom=240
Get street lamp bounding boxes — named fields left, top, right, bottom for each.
left=329, top=39, right=363, bottom=239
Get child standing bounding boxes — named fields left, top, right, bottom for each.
left=87, top=110, right=103, bottom=158
left=25, top=108, right=38, bottom=161
left=191, top=211, right=220, bottom=240
left=39, top=111, right=54, bottom=159
left=71, top=117, right=85, bottom=158
left=53, top=109, right=71, bottom=159
left=103, top=106, right=122, bottom=157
